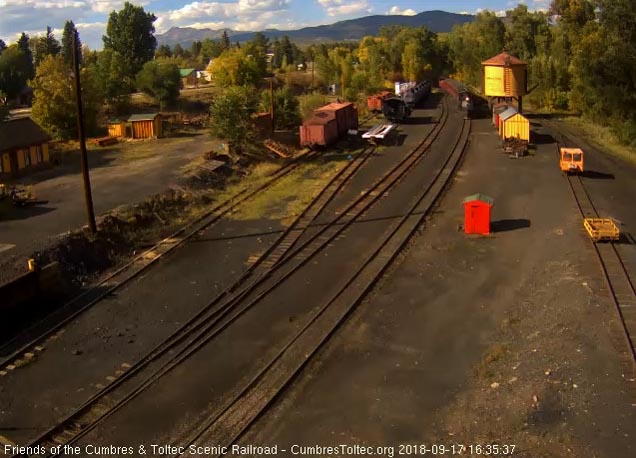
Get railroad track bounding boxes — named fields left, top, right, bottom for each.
left=3, top=146, right=375, bottom=454
left=12, top=99, right=451, bottom=457
left=0, top=150, right=324, bottom=372
left=544, top=119, right=636, bottom=364
left=565, top=167, right=636, bottom=363
left=177, top=113, right=471, bottom=457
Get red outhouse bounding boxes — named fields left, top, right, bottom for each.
left=463, top=194, right=494, bottom=235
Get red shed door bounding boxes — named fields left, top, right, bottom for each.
left=465, top=203, right=490, bottom=234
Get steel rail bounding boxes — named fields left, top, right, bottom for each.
left=178, top=115, right=472, bottom=457
left=24, top=99, right=450, bottom=457
left=546, top=119, right=636, bottom=364
left=8, top=144, right=374, bottom=457
left=0, top=150, right=319, bottom=370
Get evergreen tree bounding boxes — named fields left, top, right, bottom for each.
left=221, top=30, right=230, bottom=50
left=61, top=21, right=81, bottom=68
left=34, top=26, right=61, bottom=66
left=155, top=44, right=172, bottom=58
left=191, top=41, right=202, bottom=58
left=173, top=43, right=184, bottom=58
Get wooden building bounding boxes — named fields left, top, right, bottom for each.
left=180, top=68, right=196, bottom=87
left=107, top=118, right=127, bottom=138
left=0, top=117, right=51, bottom=179
left=128, top=113, right=163, bottom=139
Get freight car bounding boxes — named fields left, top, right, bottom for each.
left=402, top=81, right=431, bottom=108
left=367, top=91, right=392, bottom=112
left=380, top=81, right=431, bottom=122
left=300, top=102, right=358, bottom=147
left=381, top=97, right=411, bottom=122
left=439, top=77, right=474, bottom=115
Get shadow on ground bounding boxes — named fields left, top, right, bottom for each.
left=532, top=132, right=555, bottom=145
left=0, top=202, right=56, bottom=221
left=581, top=170, right=615, bottom=180
left=491, top=218, right=531, bottom=232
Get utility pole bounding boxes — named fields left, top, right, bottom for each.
left=73, top=31, right=96, bottom=233
left=269, top=78, right=275, bottom=135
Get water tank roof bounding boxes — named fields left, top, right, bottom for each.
left=481, top=52, right=526, bottom=66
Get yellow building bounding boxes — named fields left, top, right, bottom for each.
left=128, top=113, right=163, bottom=139
left=0, top=117, right=51, bottom=179
left=481, top=51, right=528, bottom=112
left=499, top=107, right=530, bottom=143
left=107, top=119, right=127, bottom=138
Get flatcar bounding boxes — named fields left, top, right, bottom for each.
left=439, top=78, right=474, bottom=114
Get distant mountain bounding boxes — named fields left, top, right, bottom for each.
left=157, top=11, right=474, bottom=47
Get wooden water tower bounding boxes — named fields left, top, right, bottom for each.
left=481, top=51, right=528, bottom=113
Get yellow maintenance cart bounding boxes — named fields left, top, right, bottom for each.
left=583, top=218, right=620, bottom=242
left=560, top=147, right=584, bottom=173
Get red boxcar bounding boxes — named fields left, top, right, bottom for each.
left=300, top=102, right=359, bottom=147
left=315, top=102, right=358, bottom=136
left=367, top=91, right=391, bottom=112
left=299, top=111, right=339, bottom=147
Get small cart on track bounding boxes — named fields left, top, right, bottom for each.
left=583, top=218, right=620, bottom=242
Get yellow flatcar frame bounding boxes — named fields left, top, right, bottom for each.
left=583, top=218, right=619, bottom=242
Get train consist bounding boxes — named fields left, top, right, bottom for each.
left=438, top=77, right=474, bottom=115
left=300, top=102, right=359, bottom=147
left=372, top=81, right=431, bottom=123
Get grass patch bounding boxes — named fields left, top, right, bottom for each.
left=114, top=137, right=192, bottom=163
left=229, top=159, right=345, bottom=223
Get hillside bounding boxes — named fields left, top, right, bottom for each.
left=157, top=10, right=474, bottom=47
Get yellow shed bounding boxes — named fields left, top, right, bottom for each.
left=107, top=119, right=127, bottom=138
left=128, top=113, right=163, bottom=139
left=499, top=108, right=530, bottom=142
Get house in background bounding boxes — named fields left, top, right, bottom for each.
left=196, top=70, right=212, bottom=82
left=0, top=117, right=51, bottom=179
left=180, top=68, right=197, bottom=87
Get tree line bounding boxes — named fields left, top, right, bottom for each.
left=447, top=1, right=636, bottom=146
left=1, top=0, right=634, bottom=147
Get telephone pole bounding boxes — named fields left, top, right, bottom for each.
left=269, top=78, right=275, bottom=135
left=73, top=31, right=96, bottom=233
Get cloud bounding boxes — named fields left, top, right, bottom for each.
left=317, top=0, right=371, bottom=17
left=475, top=8, right=507, bottom=17
left=90, top=1, right=149, bottom=14
left=154, top=1, right=291, bottom=34
left=387, top=6, right=416, bottom=16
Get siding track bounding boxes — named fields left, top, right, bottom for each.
left=12, top=99, right=455, bottom=458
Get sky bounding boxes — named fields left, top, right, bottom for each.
left=0, top=0, right=551, bottom=50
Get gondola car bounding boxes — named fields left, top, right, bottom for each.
left=381, top=81, right=431, bottom=122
